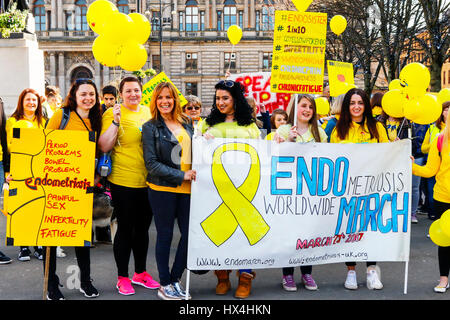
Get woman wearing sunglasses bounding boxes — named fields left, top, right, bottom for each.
left=183, top=95, right=203, bottom=127
left=199, top=79, right=260, bottom=299
left=44, top=78, right=103, bottom=300
left=98, top=76, right=159, bottom=296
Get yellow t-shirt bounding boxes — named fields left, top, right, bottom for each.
left=6, top=116, right=47, bottom=153
left=330, top=121, right=389, bottom=144
left=199, top=120, right=260, bottom=139
left=422, top=123, right=445, bottom=154
left=413, top=137, right=450, bottom=203
left=385, top=119, right=401, bottom=142
left=147, top=127, right=192, bottom=194
left=265, top=132, right=276, bottom=141
left=101, top=105, right=151, bottom=188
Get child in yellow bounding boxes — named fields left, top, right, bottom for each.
left=413, top=108, right=450, bottom=293
left=265, top=109, right=288, bottom=141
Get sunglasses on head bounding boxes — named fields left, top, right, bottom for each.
left=186, top=106, right=200, bottom=111
left=218, top=80, right=236, bottom=88
left=75, top=78, right=95, bottom=85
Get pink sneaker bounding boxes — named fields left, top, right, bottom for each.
left=116, top=276, right=135, bottom=296
left=131, top=271, right=160, bottom=289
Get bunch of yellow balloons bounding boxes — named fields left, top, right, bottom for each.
left=88, top=0, right=151, bottom=72
left=430, top=210, right=450, bottom=247
left=382, top=62, right=443, bottom=124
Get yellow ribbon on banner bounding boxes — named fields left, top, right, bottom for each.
left=201, top=143, right=270, bottom=247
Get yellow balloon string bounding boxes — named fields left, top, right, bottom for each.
left=200, top=143, right=270, bottom=247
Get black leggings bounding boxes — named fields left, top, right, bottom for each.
left=110, top=183, right=153, bottom=278
left=434, top=200, right=450, bottom=277
left=283, top=266, right=312, bottom=276
left=43, top=246, right=91, bottom=285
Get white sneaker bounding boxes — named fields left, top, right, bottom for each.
left=344, top=270, right=358, bottom=290
left=366, top=266, right=383, bottom=290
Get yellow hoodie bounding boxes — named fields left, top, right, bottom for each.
left=413, top=137, right=450, bottom=203
left=330, top=121, right=388, bottom=144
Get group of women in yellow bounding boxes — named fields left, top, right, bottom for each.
left=0, top=75, right=449, bottom=300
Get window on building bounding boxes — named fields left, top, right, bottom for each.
left=152, top=55, right=161, bottom=72
left=256, top=11, right=260, bottom=31
left=224, top=52, right=236, bottom=71
left=262, top=6, right=274, bottom=31
left=238, top=10, right=243, bottom=29
left=75, top=0, right=88, bottom=31
left=66, top=11, right=73, bottom=30
left=200, top=11, right=205, bottom=31
left=47, top=11, right=51, bottom=29
left=186, top=53, right=198, bottom=72
left=33, top=0, right=46, bottom=31
left=185, top=82, right=198, bottom=96
left=117, top=0, right=129, bottom=14
left=224, top=6, right=236, bottom=30
left=186, top=6, right=198, bottom=31
left=152, top=11, right=161, bottom=31
left=217, top=11, right=222, bottom=31
left=263, top=52, right=272, bottom=70
left=179, top=11, right=184, bottom=31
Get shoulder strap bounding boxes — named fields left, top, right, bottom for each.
left=59, top=107, right=71, bottom=130
left=437, top=133, right=444, bottom=156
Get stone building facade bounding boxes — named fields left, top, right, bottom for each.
left=33, top=0, right=283, bottom=107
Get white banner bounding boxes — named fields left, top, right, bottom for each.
left=187, top=138, right=412, bottom=270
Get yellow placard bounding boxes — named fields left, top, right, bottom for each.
left=271, top=11, right=327, bottom=94
left=327, top=60, right=355, bottom=97
left=141, top=71, right=187, bottom=107
left=5, top=128, right=96, bottom=247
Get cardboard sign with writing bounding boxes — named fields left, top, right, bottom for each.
left=327, top=60, right=355, bottom=97
left=141, top=72, right=187, bottom=107
left=5, top=128, right=96, bottom=247
left=271, top=11, right=327, bottom=94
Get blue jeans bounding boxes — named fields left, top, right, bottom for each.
left=412, top=157, right=425, bottom=215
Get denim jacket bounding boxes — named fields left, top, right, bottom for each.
left=142, top=117, right=194, bottom=188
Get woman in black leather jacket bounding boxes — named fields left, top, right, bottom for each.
left=142, top=82, right=196, bottom=300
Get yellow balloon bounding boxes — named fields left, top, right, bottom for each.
left=103, top=12, right=135, bottom=45
left=437, top=88, right=450, bottom=105
left=92, top=35, right=120, bottom=67
left=315, top=97, right=330, bottom=115
left=330, top=15, right=347, bottom=36
left=440, top=210, right=450, bottom=238
left=399, top=63, right=430, bottom=95
left=87, top=0, right=118, bottom=34
left=129, top=13, right=151, bottom=44
left=429, top=219, right=450, bottom=247
left=403, top=98, right=421, bottom=121
left=388, top=79, right=406, bottom=91
left=117, top=42, right=148, bottom=72
left=227, top=25, right=242, bottom=45
left=411, top=94, right=442, bottom=125
left=381, top=89, right=406, bottom=118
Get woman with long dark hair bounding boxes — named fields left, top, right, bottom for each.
left=199, top=80, right=260, bottom=299
left=330, top=88, right=388, bottom=291
left=142, top=82, right=196, bottom=300
left=44, top=78, right=103, bottom=300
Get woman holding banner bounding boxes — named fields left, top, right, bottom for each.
left=6, top=88, right=46, bottom=262
left=199, top=79, right=260, bottom=299
left=275, top=94, right=326, bottom=292
left=330, top=88, right=388, bottom=290
left=412, top=104, right=450, bottom=292
left=98, top=76, right=159, bottom=296
left=142, top=82, right=195, bottom=300
left=44, top=78, right=103, bottom=299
